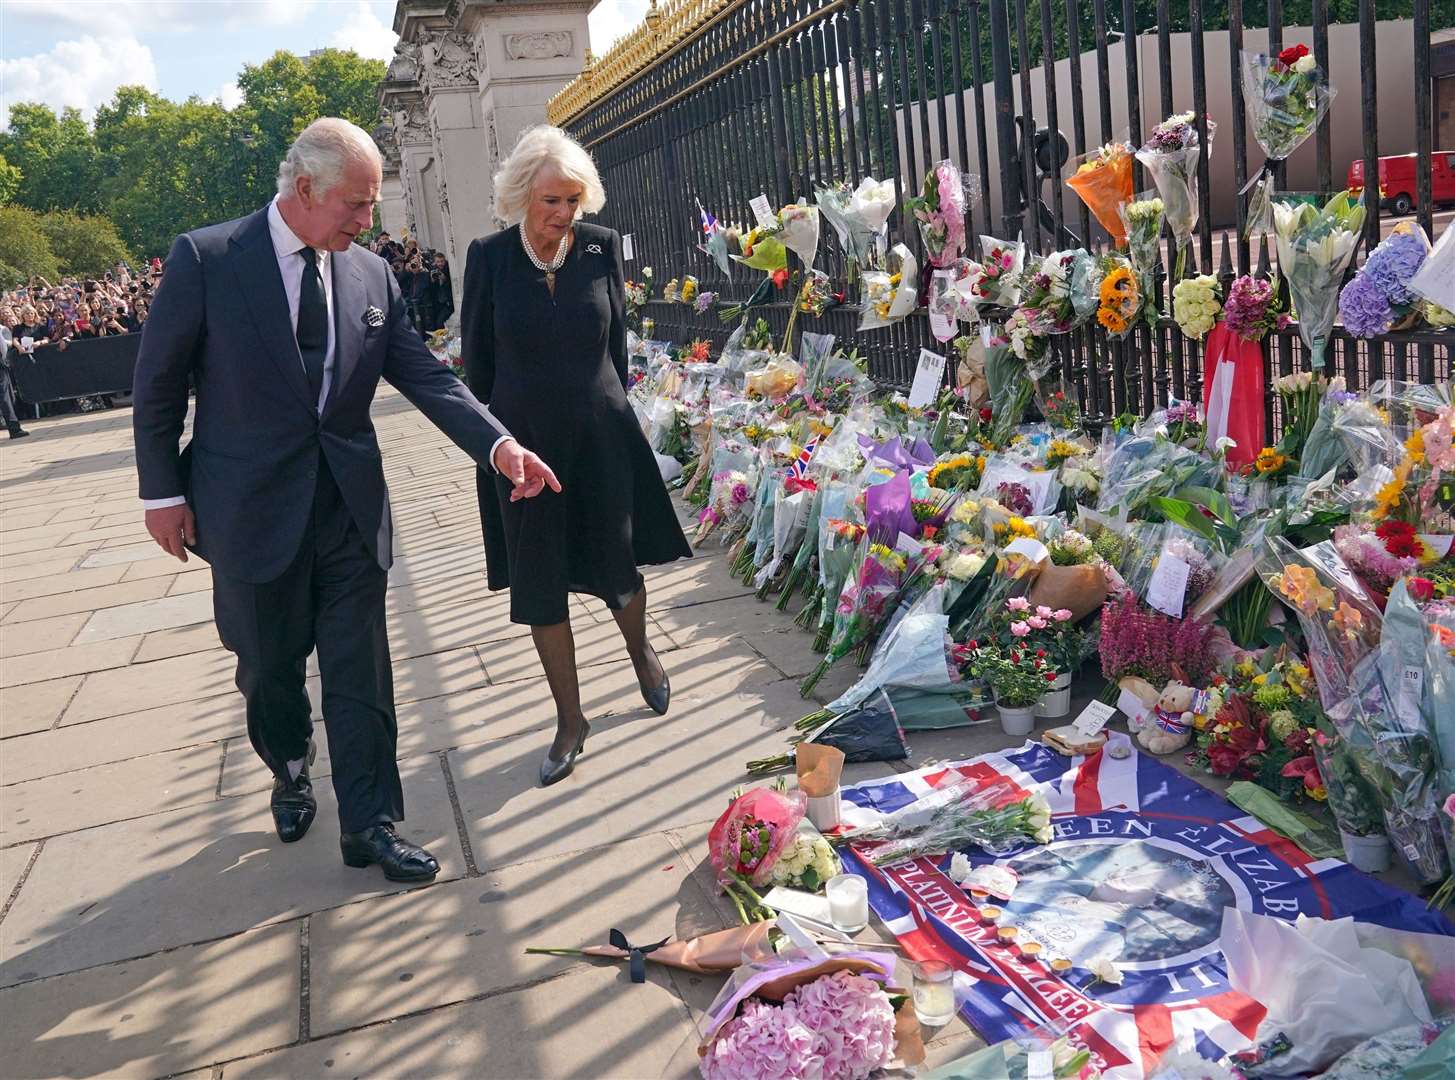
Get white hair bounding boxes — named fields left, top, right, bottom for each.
left=276, top=118, right=381, bottom=199
left=492, top=125, right=606, bottom=225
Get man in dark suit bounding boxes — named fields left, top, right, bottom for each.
left=132, top=118, right=559, bottom=883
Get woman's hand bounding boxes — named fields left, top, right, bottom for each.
left=492, top=438, right=562, bottom=501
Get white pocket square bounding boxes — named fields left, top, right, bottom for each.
left=363, top=306, right=385, bottom=328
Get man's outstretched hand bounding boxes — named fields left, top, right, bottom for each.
left=145, top=503, right=197, bottom=561
left=492, top=439, right=562, bottom=502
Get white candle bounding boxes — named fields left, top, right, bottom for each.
left=825, top=873, right=868, bottom=932
left=912, top=959, right=956, bottom=1027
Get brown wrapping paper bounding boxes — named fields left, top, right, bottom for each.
left=955, top=337, right=989, bottom=409
left=795, top=743, right=845, bottom=798
left=1027, top=562, right=1109, bottom=623
left=581, top=922, right=777, bottom=974
left=893, top=994, right=927, bottom=1067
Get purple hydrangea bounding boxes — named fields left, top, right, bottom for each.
left=1339, top=274, right=1394, bottom=337
left=1361, top=230, right=1427, bottom=306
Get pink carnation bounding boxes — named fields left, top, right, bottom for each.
left=1007, top=597, right=1032, bottom=612
left=700, top=999, right=816, bottom=1080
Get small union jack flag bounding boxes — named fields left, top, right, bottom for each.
left=787, top=436, right=819, bottom=479
left=697, top=199, right=717, bottom=236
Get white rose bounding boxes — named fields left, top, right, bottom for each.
left=1089, top=957, right=1123, bottom=985
left=1294, top=53, right=1317, bottom=75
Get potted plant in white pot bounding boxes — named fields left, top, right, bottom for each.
left=963, top=642, right=1056, bottom=736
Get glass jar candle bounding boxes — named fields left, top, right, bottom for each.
left=825, top=873, right=869, bottom=933
left=912, top=959, right=957, bottom=1027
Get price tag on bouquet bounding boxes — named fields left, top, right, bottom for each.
left=908, top=348, right=947, bottom=409
left=1072, top=700, right=1118, bottom=739
left=622, top=233, right=634, bottom=261
left=1146, top=553, right=1191, bottom=618
left=749, top=194, right=777, bottom=230
left=1399, top=665, right=1424, bottom=721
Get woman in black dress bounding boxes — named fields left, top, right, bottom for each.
left=462, top=125, right=692, bottom=787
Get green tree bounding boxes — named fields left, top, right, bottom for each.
left=0, top=103, right=103, bottom=214
left=0, top=205, right=60, bottom=288
left=0, top=151, right=20, bottom=204
left=38, top=211, right=133, bottom=278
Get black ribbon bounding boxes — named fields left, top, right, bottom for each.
left=609, top=928, right=670, bottom=984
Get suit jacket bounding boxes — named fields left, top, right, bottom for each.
left=132, top=206, right=508, bottom=584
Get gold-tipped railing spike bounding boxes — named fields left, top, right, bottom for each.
left=546, top=0, right=744, bottom=126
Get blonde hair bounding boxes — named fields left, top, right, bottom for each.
left=277, top=118, right=381, bottom=199
left=492, top=125, right=606, bottom=225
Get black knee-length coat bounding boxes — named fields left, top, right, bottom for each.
left=460, top=221, right=691, bottom=625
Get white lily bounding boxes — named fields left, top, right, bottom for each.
left=1215, top=436, right=1238, bottom=453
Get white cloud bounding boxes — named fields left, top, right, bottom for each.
left=4, top=0, right=316, bottom=34
left=216, top=82, right=244, bottom=110
left=0, top=34, right=159, bottom=128
left=588, top=0, right=650, bottom=54
left=328, top=1, right=397, bottom=61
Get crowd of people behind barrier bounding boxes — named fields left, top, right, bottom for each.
left=368, top=233, right=453, bottom=337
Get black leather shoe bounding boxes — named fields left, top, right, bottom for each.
left=340, top=823, right=439, bottom=882
left=639, top=646, right=670, bottom=716
left=7, top=426, right=30, bottom=439
left=539, top=720, right=590, bottom=787
left=270, top=740, right=317, bottom=843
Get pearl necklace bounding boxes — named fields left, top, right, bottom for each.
left=520, top=224, right=568, bottom=285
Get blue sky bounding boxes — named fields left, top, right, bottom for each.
left=1, top=0, right=649, bottom=129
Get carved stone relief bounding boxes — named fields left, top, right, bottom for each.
left=420, top=30, right=479, bottom=91
left=503, top=31, right=573, bottom=61
left=395, top=100, right=430, bottom=143
left=386, top=40, right=421, bottom=83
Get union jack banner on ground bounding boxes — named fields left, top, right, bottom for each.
left=839, top=734, right=1454, bottom=1078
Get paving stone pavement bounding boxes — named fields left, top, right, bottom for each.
left=0, top=391, right=1423, bottom=1079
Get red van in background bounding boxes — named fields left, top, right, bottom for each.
left=1348, top=153, right=1455, bottom=216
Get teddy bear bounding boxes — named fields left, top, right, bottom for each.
left=1117, top=675, right=1218, bottom=755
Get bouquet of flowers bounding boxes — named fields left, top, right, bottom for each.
left=625, top=266, right=654, bottom=327
left=1015, top=248, right=1089, bottom=335
left=1338, top=223, right=1432, bottom=338
left=719, top=226, right=791, bottom=323
left=858, top=243, right=919, bottom=331
left=1093, top=253, right=1143, bottom=339
left=838, top=777, right=1054, bottom=864
left=1172, top=274, right=1222, bottom=340
left=1137, top=112, right=1217, bottom=282
left=775, top=202, right=821, bottom=269
left=1038, top=383, right=1081, bottom=431
left=907, top=160, right=970, bottom=268
left=1099, top=590, right=1218, bottom=687
left=1066, top=140, right=1135, bottom=247
left=968, top=235, right=1026, bottom=309
left=927, top=452, right=987, bottom=492
left=998, top=307, right=1052, bottom=374
left=707, top=785, right=807, bottom=922
left=766, top=827, right=840, bottom=891
left=1297, top=377, right=1361, bottom=478
left=699, top=961, right=901, bottom=1080
left=1119, top=196, right=1165, bottom=279
left=801, top=537, right=917, bottom=696
left=1048, top=527, right=1096, bottom=566
left=816, top=177, right=895, bottom=275
left=1241, top=44, right=1336, bottom=236
left=1223, top=273, right=1289, bottom=342
left=1272, top=189, right=1365, bottom=370
left=805, top=515, right=865, bottom=646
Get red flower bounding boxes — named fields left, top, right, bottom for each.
left=1408, top=576, right=1436, bottom=603
left=770, top=268, right=790, bottom=289
left=979, top=406, right=993, bottom=423
left=1045, top=672, right=1058, bottom=682
left=1376, top=520, right=1416, bottom=541
left=968, top=639, right=979, bottom=650
left=1281, top=754, right=1324, bottom=795
left=1278, top=43, right=1310, bottom=66
left=1384, top=532, right=1423, bottom=559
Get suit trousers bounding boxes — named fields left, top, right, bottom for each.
left=211, top=453, right=403, bottom=833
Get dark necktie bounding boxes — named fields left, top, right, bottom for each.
left=296, top=247, right=327, bottom=406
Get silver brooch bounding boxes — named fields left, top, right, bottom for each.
left=363, top=306, right=385, bottom=328
left=585, top=243, right=603, bottom=255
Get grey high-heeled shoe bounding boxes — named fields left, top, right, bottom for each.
left=539, top=720, right=590, bottom=787
left=639, top=646, right=671, bottom=716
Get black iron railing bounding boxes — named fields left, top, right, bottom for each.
left=561, top=0, right=1451, bottom=429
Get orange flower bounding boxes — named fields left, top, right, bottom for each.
left=1278, top=564, right=1334, bottom=615
left=1330, top=601, right=1364, bottom=640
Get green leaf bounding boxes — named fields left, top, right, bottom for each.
left=1174, top=485, right=1238, bottom=528
left=1148, top=497, right=1218, bottom=541
left=800, top=867, right=820, bottom=892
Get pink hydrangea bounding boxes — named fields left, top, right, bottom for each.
left=787, top=971, right=897, bottom=1079
left=700, top=998, right=816, bottom=1080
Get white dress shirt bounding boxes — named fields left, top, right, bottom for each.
left=144, top=200, right=512, bottom=510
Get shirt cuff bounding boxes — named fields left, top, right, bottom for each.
left=142, top=496, right=187, bottom=509
left=489, top=435, right=515, bottom=474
